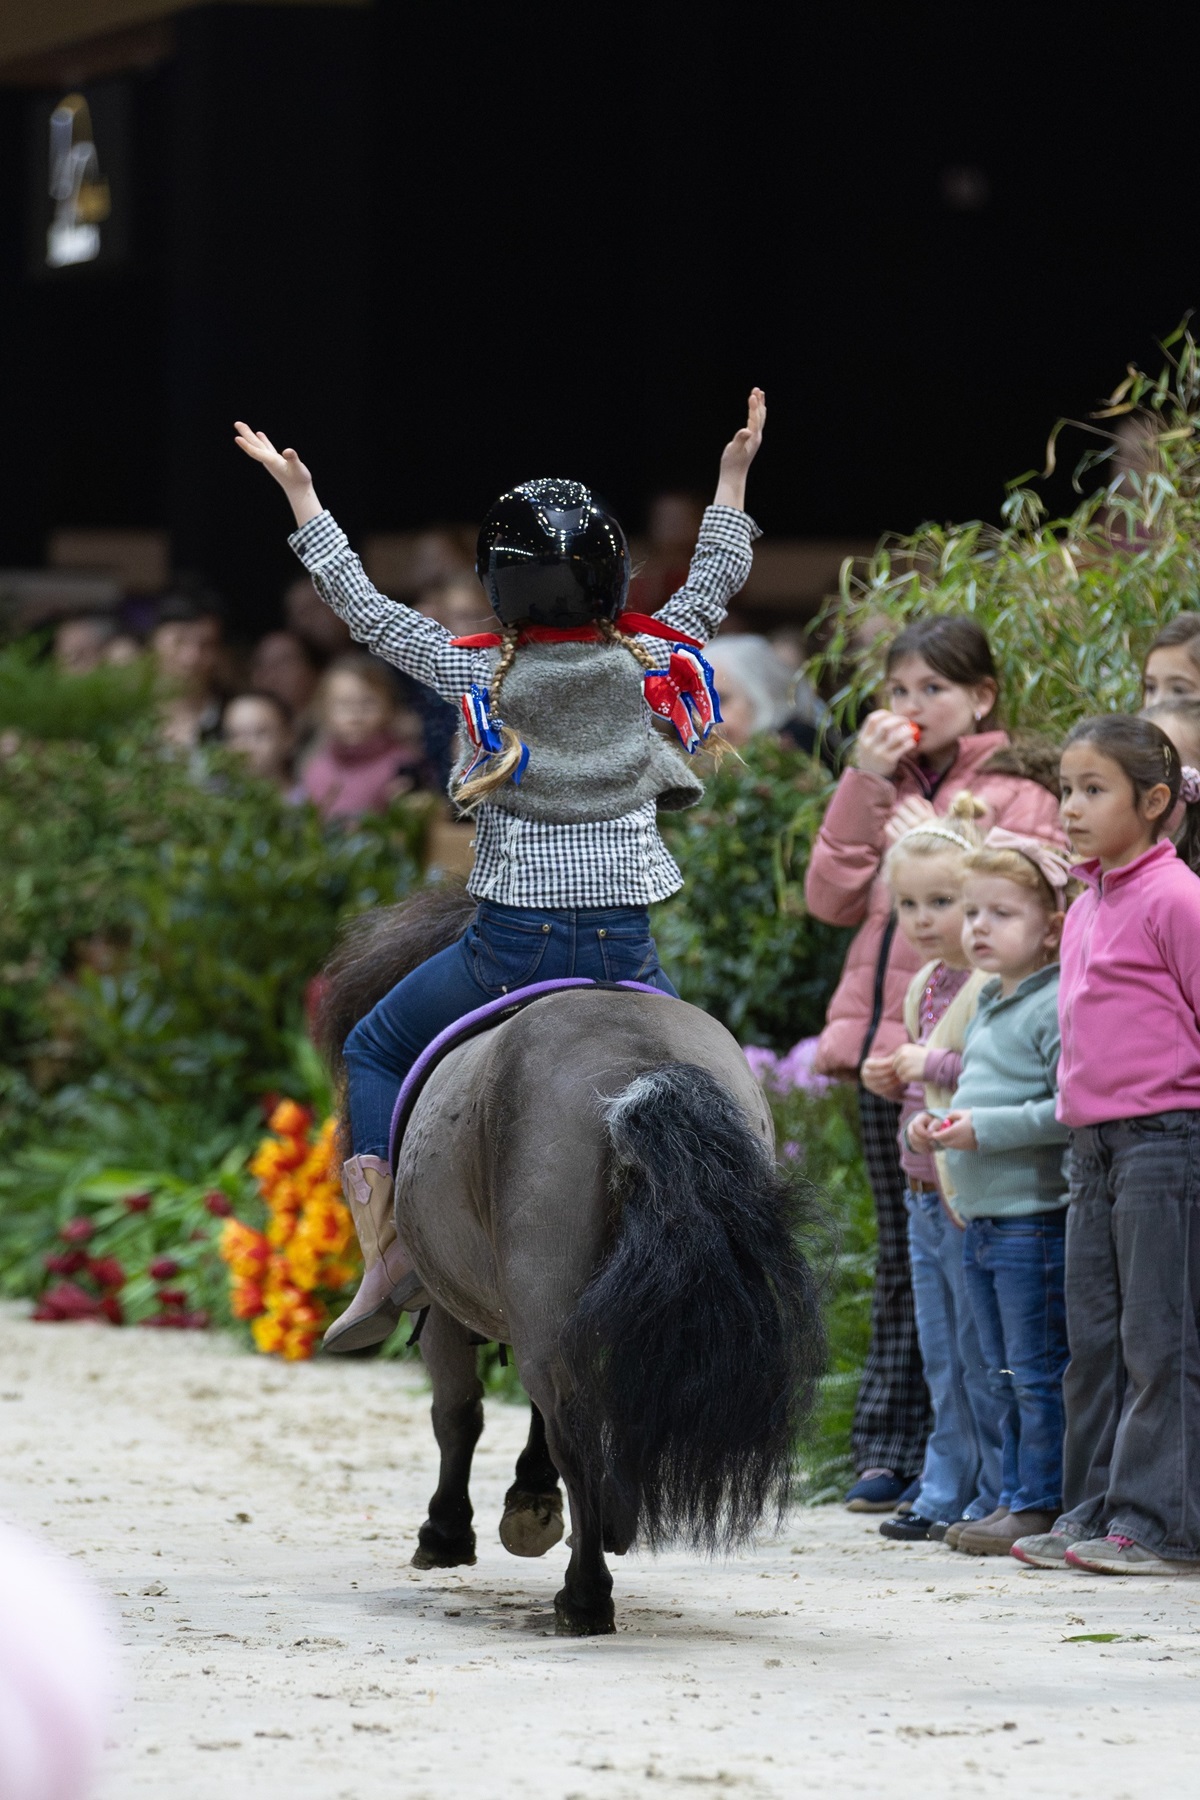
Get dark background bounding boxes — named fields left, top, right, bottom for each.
left=0, top=1, right=1193, bottom=631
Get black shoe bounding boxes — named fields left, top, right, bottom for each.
left=879, top=1513, right=947, bottom=1541
left=895, top=1475, right=922, bottom=1514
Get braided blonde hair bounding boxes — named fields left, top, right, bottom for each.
left=451, top=626, right=525, bottom=807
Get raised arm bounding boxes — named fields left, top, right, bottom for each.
left=233, top=422, right=488, bottom=703
left=655, top=389, right=765, bottom=645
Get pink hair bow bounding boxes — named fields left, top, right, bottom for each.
left=983, top=827, right=1072, bottom=892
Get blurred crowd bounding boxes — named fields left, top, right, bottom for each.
left=35, top=492, right=833, bottom=822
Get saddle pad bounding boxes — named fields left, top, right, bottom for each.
left=388, top=976, right=668, bottom=1166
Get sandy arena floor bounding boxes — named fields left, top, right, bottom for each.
left=0, top=1305, right=1196, bottom=1799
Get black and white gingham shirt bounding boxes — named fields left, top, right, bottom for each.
left=290, top=505, right=760, bottom=908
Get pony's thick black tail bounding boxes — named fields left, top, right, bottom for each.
left=561, top=1063, right=827, bottom=1553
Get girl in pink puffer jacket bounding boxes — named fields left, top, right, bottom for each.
left=804, top=616, right=1062, bottom=1510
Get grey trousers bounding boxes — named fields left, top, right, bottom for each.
left=1059, top=1114, right=1200, bottom=1560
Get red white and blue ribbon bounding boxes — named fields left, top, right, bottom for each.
left=642, top=645, right=723, bottom=754
left=459, top=683, right=529, bottom=787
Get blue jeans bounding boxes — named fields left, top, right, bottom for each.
left=906, top=1190, right=1004, bottom=1523
left=343, top=902, right=677, bottom=1158
left=962, top=1213, right=1069, bottom=1514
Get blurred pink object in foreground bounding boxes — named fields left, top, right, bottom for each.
left=743, top=1036, right=832, bottom=1096
left=0, top=1520, right=113, bottom=1800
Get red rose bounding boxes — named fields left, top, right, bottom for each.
left=101, top=1294, right=124, bottom=1326
left=88, top=1256, right=126, bottom=1291
left=124, top=1192, right=154, bottom=1214
left=32, top=1281, right=107, bottom=1323
left=156, top=1288, right=188, bottom=1308
left=203, top=1191, right=234, bottom=1217
left=148, top=1257, right=181, bottom=1281
left=182, top=1310, right=210, bottom=1331
left=60, top=1218, right=94, bottom=1243
left=44, top=1251, right=88, bottom=1277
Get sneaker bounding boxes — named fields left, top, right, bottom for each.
left=957, top=1508, right=1058, bottom=1557
left=1065, top=1534, right=1200, bottom=1576
left=879, top=1513, right=948, bottom=1542
left=845, top=1470, right=909, bottom=1513
left=945, top=1508, right=1006, bottom=1551
left=1010, top=1529, right=1077, bottom=1569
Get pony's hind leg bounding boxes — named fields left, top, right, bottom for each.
left=540, top=1403, right=614, bottom=1636
left=411, top=1306, right=483, bottom=1569
left=500, top=1403, right=564, bottom=1558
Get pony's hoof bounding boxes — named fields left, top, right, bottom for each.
left=553, top=1589, right=615, bottom=1636
left=500, top=1489, right=564, bottom=1558
left=411, top=1532, right=477, bottom=1570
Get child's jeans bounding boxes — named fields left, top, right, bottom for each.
left=905, top=1188, right=1004, bottom=1522
left=343, top=902, right=676, bottom=1159
left=961, top=1211, right=1068, bottom=1515
left=1058, top=1115, right=1200, bottom=1561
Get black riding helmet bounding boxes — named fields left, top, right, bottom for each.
left=476, top=479, right=630, bottom=628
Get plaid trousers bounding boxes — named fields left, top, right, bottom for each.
left=852, top=1086, right=932, bottom=1476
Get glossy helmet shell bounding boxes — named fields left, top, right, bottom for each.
left=476, top=479, right=630, bottom=627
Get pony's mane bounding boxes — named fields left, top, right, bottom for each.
left=313, top=880, right=476, bottom=1083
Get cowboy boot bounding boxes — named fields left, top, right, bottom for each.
left=323, top=1155, right=430, bottom=1354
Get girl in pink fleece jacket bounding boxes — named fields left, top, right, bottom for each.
left=1011, top=714, right=1200, bottom=1577
left=805, top=615, right=1062, bottom=1509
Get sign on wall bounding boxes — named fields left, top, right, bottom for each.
left=28, top=81, right=130, bottom=277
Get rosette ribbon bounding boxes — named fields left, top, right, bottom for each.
left=459, top=683, right=529, bottom=787
left=642, top=645, right=723, bottom=754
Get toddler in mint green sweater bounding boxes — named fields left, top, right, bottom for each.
left=909, top=828, right=1072, bottom=1557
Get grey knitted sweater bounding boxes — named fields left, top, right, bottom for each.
left=452, top=640, right=704, bottom=824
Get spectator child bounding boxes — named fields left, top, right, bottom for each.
left=54, top=614, right=118, bottom=675
left=911, top=831, right=1072, bottom=1556
left=805, top=615, right=1062, bottom=1511
left=222, top=691, right=296, bottom=792
left=302, top=653, right=430, bottom=820
left=250, top=631, right=320, bottom=732
left=1141, top=613, right=1200, bottom=705
left=153, top=594, right=225, bottom=748
left=1012, top=716, right=1200, bottom=1575
left=863, top=797, right=999, bottom=1542
left=1142, top=694, right=1200, bottom=776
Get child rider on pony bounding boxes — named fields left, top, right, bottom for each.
left=234, top=391, right=766, bottom=1351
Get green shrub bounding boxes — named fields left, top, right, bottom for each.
left=0, top=641, right=158, bottom=745
left=0, top=730, right=429, bottom=1148
left=812, top=322, right=1200, bottom=738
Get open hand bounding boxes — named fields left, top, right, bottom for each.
left=855, top=709, right=920, bottom=780
left=931, top=1109, right=977, bottom=1150
left=233, top=422, right=322, bottom=527
left=714, top=388, right=766, bottom=509
left=860, top=1053, right=906, bottom=1101
left=886, top=795, right=938, bottom=844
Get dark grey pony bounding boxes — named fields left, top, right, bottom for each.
left=317, top=885, right=826, bottom=1636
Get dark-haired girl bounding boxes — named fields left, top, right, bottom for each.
left=805, top=615, right=1063, bottom=1509
left=1142, top=612, right=1200, bottom=706
left=234, top=396, right=765, bottom=1352
left=1012, top=715, right=1200, bottom=1575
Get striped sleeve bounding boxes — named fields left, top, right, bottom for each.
left=651, top=505, right=761, bottom=647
